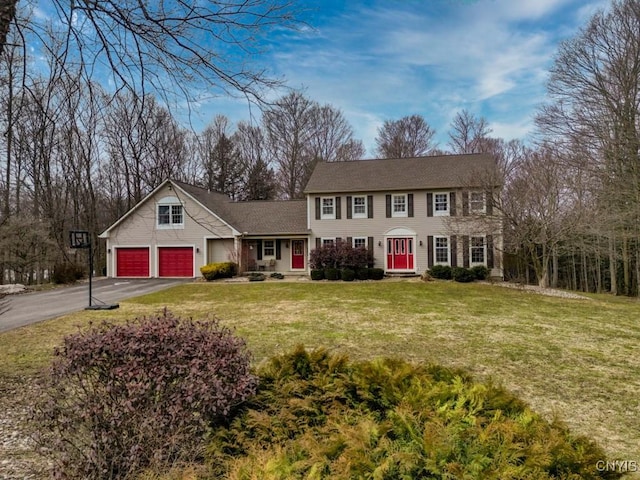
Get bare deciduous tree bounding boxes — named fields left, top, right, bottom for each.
left=448, top=110, right=493, bottom=154
left=375, top=114, right=437, bottom=158
left=3, top=0, right=299, bottom=105
left=536, top=0, right=640, bottom=295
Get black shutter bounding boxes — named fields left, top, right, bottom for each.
left=316, top=238, right=321, bottom=249
left=346, top=196, right=352, bottom=219
left=450, top=192, right=457, bottom=216
left=367, top=237, right=374, bottom=267
left=367, top=195, right=374, bottom=218
left=315, top=197, right=321, bottom=220
left=487, top=235, right=494, bottom=269
left=486, top=190, right=493, bottom=215
left=427, top=236, right=434, bottom=268
left=257, top=240, right=263, bottom=260
left=451, top=235, right=457, bottom=267
left=408, top=193, right=414, bottom=217
left=462, top=191, right=469, bottom=216
left=427, top=193, right=433, bottom=217
left=276, top=239, right=281, bottom=260
left=336, top=237, right=342, bottom=245
left=386, top=194, right=391, bottom=218
left=335, top=196, right=341, bottom=219
left=346, top=236, right=353, bottom=246
left=462, top=236, right=469, bottom=268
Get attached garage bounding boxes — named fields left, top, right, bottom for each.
left=116, top=247, right=150, bottom=277
left=158, top=247, right=194, bottom=277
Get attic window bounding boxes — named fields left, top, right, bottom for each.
left=157, top=197, right=184, bottom=229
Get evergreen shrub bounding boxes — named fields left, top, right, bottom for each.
left=310, top=269, right=325, bottom=281
left=200, top=261, right=238, bottom=280
left=205, top=346, right=619, bottom=480
left=428, top=264, right=452, bottom=280
left=341, top=268, right=355, bottom=282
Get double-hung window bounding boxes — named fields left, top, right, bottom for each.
left=470, top=191, right=485, bottom=213
left=157, top=198, right=184, bottom=229
left=434, top=193, right=449, bottom=216
left=435, top=236, right=449, bottom=264
left=352, top=196, right=367, bottom=218
left=322, top=238, right=335, bottom=247
left=263, top=240, right=275, bottom=258
left=353, top=237, right=367, bottom=249
left=471, top=236, right=485, bottom=264
left=321, top=197, right=335, bottom=219
left=392, top=194, right=407, bottom=217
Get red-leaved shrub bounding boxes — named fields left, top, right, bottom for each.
left=34, top=309, right=257, bottom=479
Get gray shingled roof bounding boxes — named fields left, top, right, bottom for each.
left=174, top=181, right=308, bottom=235
left=303, top=153, right=496, bottom=194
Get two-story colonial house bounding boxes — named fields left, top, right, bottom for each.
left=99, top=153, right=502, bottom=278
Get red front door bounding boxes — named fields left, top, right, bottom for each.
left=291, top=240, right=305, bottom=269
left=386, top=238, right=414, bottom=271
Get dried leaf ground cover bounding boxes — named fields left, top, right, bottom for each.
left=0, top=280, right=638, bottom=477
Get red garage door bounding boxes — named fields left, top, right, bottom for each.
left=116, top=247, right=149, bottom=277
left=158, top=247, right=194, bottom=277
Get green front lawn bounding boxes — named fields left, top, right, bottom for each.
left=1, top=280, right=638, bottom=466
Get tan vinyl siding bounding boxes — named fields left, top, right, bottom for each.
left=206, top=239, right=236, bottom=264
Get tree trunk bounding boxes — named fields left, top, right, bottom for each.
left=622, top=235, right=630, bottom=295
left=609, top=235, right=618, bottom=295
left=0, top=0, right=17, bottom=57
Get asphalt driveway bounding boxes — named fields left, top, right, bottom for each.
left=0, top=278, right=191, bottom=333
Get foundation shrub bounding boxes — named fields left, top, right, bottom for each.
left=324, top=267, right=340, bottom=281
left=341, top=268, right=356, bottom=282
left=368, top=267, right=385, bottom=280
left=428, top=264, right=452, bottom=280
left=200, top=261, right=238, bottom=280
left=205, top=346, right=619, bottom=480
left=355, top=267, right=370, bottom=280
left=310, top=269, right=325, bottom=280
left=33, top=309, right=257, bottom=479
left=471, top=265, right=490, bottom=280
left=452, top=266, right=476, bottom=283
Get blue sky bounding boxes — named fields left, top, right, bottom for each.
left=192, top=0, right=609, bottom=156
left=26, top=0, right=610, bottom=156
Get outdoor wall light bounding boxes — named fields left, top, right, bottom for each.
left=378, top=241, right=382, bottom=247
left=107, top=248, right=111, bottom=254
left=419, top=240, right=423, bottom=246
left=285, top=240, right=290, bottom=248
left=196, top=247, right=200, bottom=253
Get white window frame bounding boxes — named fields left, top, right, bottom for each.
left=321, top=237, right=336, bottom=247
left=392, top=194, right=407, bottom=218
left=470, top=191, right=486, bottom=213
left=157, top=203, right=184, bottom=229
left=434, top=236, right=450, bottom=265
left=434, top=192, right=450, bottom=217
left=352, top=196, right=367, bottom=218
left=321, top=197, right=335, bottom=220
left=470, top=236, right=486, bottom=265
left=352, top=237, right=367, bottom=249
left=263, top=239, right=275, bottom=258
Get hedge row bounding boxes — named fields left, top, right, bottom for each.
left=429, top=264, right=489, bottom=282
left=311, top=267, right=384, bottom=281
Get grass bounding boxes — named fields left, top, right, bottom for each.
left=1, top=279, right=639, bottom=474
